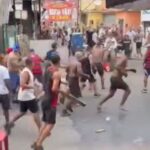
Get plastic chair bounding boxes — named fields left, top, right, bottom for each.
left=0, top=131, right=8, bottom=150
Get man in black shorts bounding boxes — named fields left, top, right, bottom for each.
left=134, top=29, right=143, bottom=58
left=0, top=55, right=11, bottom=132
left=80, top=53, right=100, bottom=96
left=32, top=54, right=61, bottom=150
left=91, top=41, right=105, bottom=89
left=98, top=56, right=131, bottom=111
left=8, top=58, right=41, bottom=132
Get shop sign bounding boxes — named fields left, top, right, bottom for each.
left=44, top=1, right=74, bottom=21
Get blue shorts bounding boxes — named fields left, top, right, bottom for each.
left=9, top=72, right=20, bottom=92
left=144, top=69, right=150, bottom=77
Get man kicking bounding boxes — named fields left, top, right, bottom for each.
left=97, top=56, right=131, bottom=111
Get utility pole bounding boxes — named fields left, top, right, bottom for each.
left=39, top=0, right=41, bottom=34
left=77, top=0, right=81, bottom=26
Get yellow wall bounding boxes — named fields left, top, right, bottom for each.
left=80, top=0, right=105, bottom=28
left=87, top=12, right=103, bottom=28
left=81, top=0, right=96, bottom=11
left=81, top=0, right=105, bottom=11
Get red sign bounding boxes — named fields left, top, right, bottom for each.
left=44, top=1, right=74, bottom=21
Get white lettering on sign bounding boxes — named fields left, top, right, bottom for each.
left=49, top=8, right=71, bottom=16
left=62, top=8, right=71, bottom=15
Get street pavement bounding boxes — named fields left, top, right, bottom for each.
left=0, top=45, right=150, bottom=150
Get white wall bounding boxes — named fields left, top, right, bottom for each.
left=30, top=40, right=54, bottom=58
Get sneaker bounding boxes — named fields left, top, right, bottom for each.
left=142, top=89, right=147, bottom=93
left=94, top=93, right=101, bottom=97
left=120, top=106, right=128, bottom=112
left=62, top=110, right=71, bottom=117
left=97, top=105, right=102, bottom=113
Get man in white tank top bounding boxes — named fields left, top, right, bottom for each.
left=8, top=58, right=41, bottom=132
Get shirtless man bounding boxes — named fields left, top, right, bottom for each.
left=91, top=40, right=105, bottom=89
left=62, top=52, right=89, bottom=115
left=97, top=56, right=131, bottom=111
left=7, top=44, right=21, bottom=103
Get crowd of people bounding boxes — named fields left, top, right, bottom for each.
left=0, top=23, right=150, bottom=150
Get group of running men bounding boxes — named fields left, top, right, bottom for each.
left=0, top=37, right=150, bottom=150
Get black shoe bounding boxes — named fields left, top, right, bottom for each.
left=97, top=105, right=102, bottom=113
left=62, top=110, right=71, bottom=117
left=67, top=106, right=73, bottom=113
left=4, top=124, right=11, bottom=135
left=34, top=145, right=44, bottom=150
left=94, top=93, right=101, bottom=97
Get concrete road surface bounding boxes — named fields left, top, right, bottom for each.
left=0, top=46, right=150, bottom=150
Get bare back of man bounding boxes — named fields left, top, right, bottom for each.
left=67, top=58, right=81, bottom=98
left=98, top=55, right=131, bottom=112
left=91, top=45, right=105, bottom=89
left=92, top=45, right=104, bottom=64
left=7, top=52, right=21, bottom=72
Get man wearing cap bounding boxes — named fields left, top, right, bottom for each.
left=7, top=44, right=21, bottom=103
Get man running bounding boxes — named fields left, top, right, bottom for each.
left=32, top=54, right=61, bottom=150
left=0, top=55, right=11, bottom=132
left=8, top=58, right=41, bottom=132
left=97, top=56, right=131, bottom=111
left=80, top=52, right=99, bottom=96
left=7, top=44, right=21, bottom=103
left=91, top=40, right=105, bottom=89
left=142, top=46, right=150, bottom=93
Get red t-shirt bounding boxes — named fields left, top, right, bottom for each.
left=30, top=54, right=42, bottom=75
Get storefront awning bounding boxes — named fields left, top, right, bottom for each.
left=106, top=0, right=136, bottom=8
left=107, top=0, right=150, bottom=10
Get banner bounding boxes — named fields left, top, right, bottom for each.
left=43, top=1, right=74, bottom=22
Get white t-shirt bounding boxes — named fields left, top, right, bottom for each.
left=18, top=67, right=35, bottom=101
left=104, top=37, right=117, bottom=51
left=98, top=28, right=105, bottom=38
left=0, top=65, right=10, bottom=95
left=92, top=32, right=98, bottom=44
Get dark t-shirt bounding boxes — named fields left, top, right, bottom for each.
left=122, top=39, right=131, bottom=51
left=80, top=57, right=92, bottom=75
left=45, top=50, right=58, bottom=61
